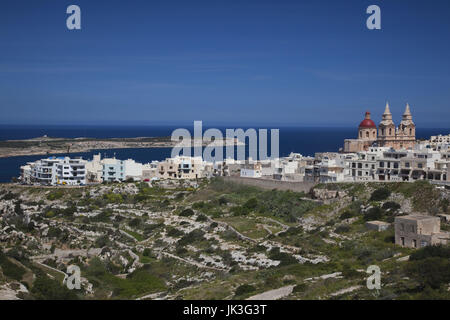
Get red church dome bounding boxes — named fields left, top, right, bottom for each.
left=359, top=111, right=376, bottom=128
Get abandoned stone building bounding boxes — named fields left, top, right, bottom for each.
left=395, top=215, right=450, bottom=248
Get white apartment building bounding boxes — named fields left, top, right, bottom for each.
left=345, top=147, right=389, bottom=182
left=430, top=134, right=450, bottom=144
left=142, top=161, right=160, bottom=182
left=85, top=153, right=103, bottom=183
left=318, top=157, right=346, bottom=183
left=240, top=162, right=262, bottom=178
left=21, top=157, right=86, bottom=186
left=157, top=156, right=206, bottom=180
left=102, top=158, right=143, bottom=182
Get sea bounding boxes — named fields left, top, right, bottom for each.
left=0, top=124, right=448, bottom=183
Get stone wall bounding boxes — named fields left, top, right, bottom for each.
left=222, top=176, right=317, bottom=193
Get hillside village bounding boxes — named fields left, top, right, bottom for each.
left=18, top=132, right=450, bottom=187
left=2, top=106, right=450, bottom=300
left=17, top=105, right=449, bottom=187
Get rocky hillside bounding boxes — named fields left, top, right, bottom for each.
left=0, top=179, right=449, bottom=300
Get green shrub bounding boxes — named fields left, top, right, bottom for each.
left=235, top=284, right=256, bottom=296
left=196, top=214, right=208, bottom=222
left=440, top=199, right=449, bottom=213
left=243, top=198, right=258, bottom=210
left=177, top=229, right=205, bottom=246
left=292, top=283, right=307, bottom=293
left=31, top=271, right=79, bottom=299
left=0, top=252, right=26, bottom=281
left=47, top=226, right=63, bottom=238
left=176, top=247, right=188, bottom=255
left=192, top=201, right=205, bottom=209
left=405, top=257, right=450, bottom=289
left=128, top=218, right=142, bottom=228
left=167, top=227, right=185, bottom=237
left=335, top=225, right=351, bottom=234
left=45, top=210, right=56, bottom=218
left=382, top=201, right=401, bottom=211
left=370, top=188, right=391, bottom=201
left=95, top=235, right=111, bottom=248
left=268, top=247, right=298, bottom=266
left=2, top=192, right=18, bottom=201
left=410, top=244, right=450, bottom=261
left=339, top=211, right=354, bottom=220
left=364, top=207, right=384, bottom=221
left=218, top=196, right=228, bottom=205
left=143, top=223, right=164, bottom=236
left=210, top=222, right=218, bottom=229
left=179, top=208, right=194, bottom=217
left=47, top=190, right=64, bottom=201
left=278, top=226, right=303, bottom=237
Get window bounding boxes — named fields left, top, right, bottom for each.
left=413, top=239, right=417, bottom=248
left=400, top=237, right=405, bottom=246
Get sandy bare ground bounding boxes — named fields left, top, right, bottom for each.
left=246, top=285, right=295, bottom=300
left=329, top=285, right=362, bottom=297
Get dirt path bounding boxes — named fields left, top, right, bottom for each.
left=329, top=285, right=362, bottom=297
left=246, top=285, right=295, bottom=300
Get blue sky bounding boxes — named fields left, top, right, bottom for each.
left=1, top=0, right=449, bottom=127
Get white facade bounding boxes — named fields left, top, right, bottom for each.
left=85, top=153, right=103, bottom=183
left=22, top=157, right=86, bottom=186
left=240, top=163, right=262, bottom=178
left=102, top=158, right=143, bottom=182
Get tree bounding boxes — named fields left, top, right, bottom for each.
left=179, top=208, right=194, bottom=217
left=370, top=188, right=391, bottom=201
left=364, top=207, right=384, bottom=221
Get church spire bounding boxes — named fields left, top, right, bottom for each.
left=384, top=102, right=391, bottom=116
left=380, top=101, right=394, bottom=125
left=401, top=103, right=414, bottom=124
left=403, top=103, right=412, bottom=117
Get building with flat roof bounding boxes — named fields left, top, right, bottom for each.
left=21, top=157, right=86, bottom=186
left=395, top=215, right=450, bottom=248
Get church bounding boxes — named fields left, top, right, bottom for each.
left=344, top=103, right=416, bottom=152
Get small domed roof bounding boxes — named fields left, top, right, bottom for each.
left=359, top=111, right=376, bottom=128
